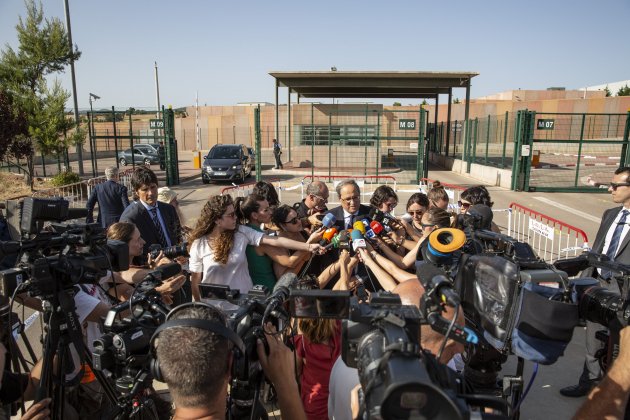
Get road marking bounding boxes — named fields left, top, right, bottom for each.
left=533, top=197, right=601, bottom=223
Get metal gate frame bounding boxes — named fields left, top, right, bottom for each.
left=512, top=111, right=630, bottom=192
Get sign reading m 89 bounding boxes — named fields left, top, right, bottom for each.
left=399, top=119, right=416, bottom=130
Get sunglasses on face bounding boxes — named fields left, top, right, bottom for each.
left=610, top=182, right=630, bottom=191
left=408, top=210, right=425, bottom=216
left=421, top=222, right=437, bottom=229
left=284, top=216, right=300, bottom=225
left=458, top=201, right=471, bottom=209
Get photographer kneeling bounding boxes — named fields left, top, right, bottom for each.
left=153, top=303, right=306, bottom=420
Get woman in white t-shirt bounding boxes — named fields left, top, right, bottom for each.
left=188, top=195, right=322, bottom=300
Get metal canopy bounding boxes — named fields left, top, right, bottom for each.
left=269, top=71, right=478, bottom=99
left=269, top=71, right=479, bottom=172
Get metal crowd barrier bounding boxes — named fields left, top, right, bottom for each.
left=30, top=168, right=135, bottom=208
left=507, top=202, right=589, bottom=263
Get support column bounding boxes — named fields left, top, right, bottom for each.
left=464, top=79, right=472, bottom=173
left=275, top=79, right=279, bottom=148
left=287, top=88, right=291, bottom=163
left=446, top=89, right=452, bottom=156
left=433, top=95, right=439, bottom=153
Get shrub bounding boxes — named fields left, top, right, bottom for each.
left=50, top=170, right=81, bottom=186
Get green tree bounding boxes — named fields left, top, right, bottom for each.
left=392, top=102, right=401, bottom=107
left=617, top=84, right=630, bottom=97
left=0, top=88, right=29, bottom=162
left=0, top=0, right=81, bottom=188
left=604, top=85, right=612, bottom=97
left=453, top=98, right=461, bottom=104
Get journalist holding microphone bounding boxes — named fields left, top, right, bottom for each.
left=188, top=195, right=322, bottom=301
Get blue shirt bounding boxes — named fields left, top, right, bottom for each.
left=139, top=200, right=172, bottom=247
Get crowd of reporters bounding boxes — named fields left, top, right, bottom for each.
left=1, top=166, right=629, bottom=419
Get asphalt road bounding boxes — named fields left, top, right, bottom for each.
left=11, top=166, right=614, bottom=419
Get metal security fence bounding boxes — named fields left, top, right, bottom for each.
left=512, top=111, right=630, bottom=192
left=254, top=104, right=428, bottom=183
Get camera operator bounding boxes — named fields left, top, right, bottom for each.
left=327, top=279, right=465, bottom=420
left=153, top=304, right=306, bottom=420
left=574, top=326, right=630, bottom=419
left=120, top=166, right=182, bottom=265
left=106, top=221, right=185, bottom=304
left=562, top=167, right=630, bottom=397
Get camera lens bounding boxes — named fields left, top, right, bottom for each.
left=579, top=286, right=624, bottom=326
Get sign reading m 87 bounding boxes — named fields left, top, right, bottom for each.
left=399, top=119, right=416, bottom=130
left=150, top=119, right=165, bottom=129
left=536, top=119, right=555, bottom=130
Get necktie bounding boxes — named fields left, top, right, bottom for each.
left=602, top=209, right=629, bottom=279
left=150, top=207, right=168, bottom=248
left=345, top=214, right=354, bottom=230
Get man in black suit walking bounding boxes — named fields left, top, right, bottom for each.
left=119, top=166, right=181, bottom=264
left=561, top=166, right=630, bottom=397
left=86, top=166, right=130, bottom=228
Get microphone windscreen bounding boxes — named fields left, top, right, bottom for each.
left=370, top=220, right=384, bottom=234
left=155, top=262, right=182, bottom=280
left=322, top=213, right=336, bottom=228
left=322, top=228, right=337, bottom=242
left=350, top=229, right=364, bottom=242
left=352, top=221, right=366, bottom=235
left=274, top=272, right=298, bottom=292
left=415, top=262, right=446, bottom=284
left=468, top=204, right=494, bottom=229
left=67, top=207, right=89, bottom=219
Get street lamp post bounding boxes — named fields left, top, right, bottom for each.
left=89, top=93, right=100, bottom=177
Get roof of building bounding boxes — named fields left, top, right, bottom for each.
left=268, top=71, right=479, bottom=99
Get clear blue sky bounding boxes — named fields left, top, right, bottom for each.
left=1, top=0, right=628, bottom=110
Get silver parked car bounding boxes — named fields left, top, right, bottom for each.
left=118, top=144, right=160, bottom=166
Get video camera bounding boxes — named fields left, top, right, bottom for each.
left=289, top=289, right=507, bottom=419
left=148, top=242, right=189, bottom=261
left=0, top=197, right=129, bottom=299
left=92, top=263, right=180, bottom=397
left=199, top=273, right=297, bottom=419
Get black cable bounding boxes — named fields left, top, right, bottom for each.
left=436, top=303, right=460, bottom=362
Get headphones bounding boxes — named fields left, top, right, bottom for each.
left=149, top=302, right=245, bottom=382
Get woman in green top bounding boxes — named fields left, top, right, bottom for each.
left=236, top=194, right=321, bottom=290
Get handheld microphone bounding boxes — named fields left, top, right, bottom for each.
left=352, top=221, right=366, bottom=235
left=319, top=228, right=338, bottom=247
left=337, top=230, right=351, bottom=250
left=350, top=229, right=367, bottom=252
left=415, top=263, right=460, bottom=307
left=369, top=220, right=384, bottom=236
left=142, top=262, right=182, bottom=283
left=321, top=213, right=336, bottom=229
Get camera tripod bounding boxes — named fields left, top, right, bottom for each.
left=35, top=288, right=161, bottom=420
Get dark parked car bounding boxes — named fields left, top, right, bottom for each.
left=202, top=144, right=253, bottom=184
left=118, top=144, right=160, bottom=166
left=248, top=147, right=256, bottom=172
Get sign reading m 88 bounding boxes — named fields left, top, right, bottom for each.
left=399, top=119, right=416, bottom=130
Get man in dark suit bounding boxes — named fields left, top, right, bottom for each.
left=86, top=166, right=130, bottom=228
left=119, top=166, right=181, bottom=264
left=561, top=166, right=630, bottom=397
left=322, top=179, right=374, bottom=289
